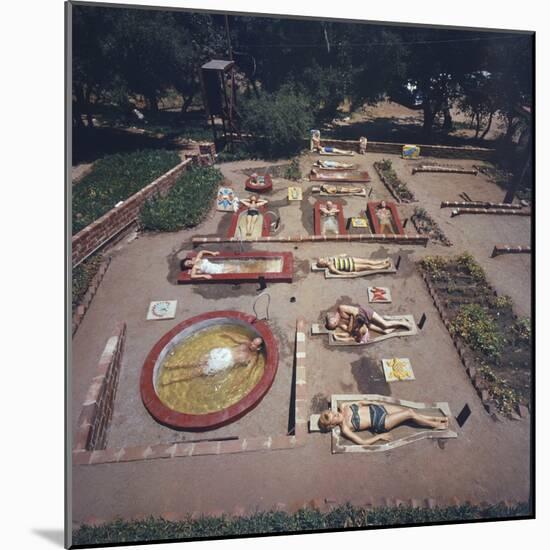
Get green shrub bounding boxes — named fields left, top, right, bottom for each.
left=514, top=317, right=531, bottom=344
left=240, top=86, right=314, bottom=158
left=478, top=365, right=521, bottom=414
left=456, top=252, right=486, bottom=281
left=72, top=502, right=529, bottom=546
left=284, top=158, right=302, bottom=181
left=140, top=166, right=223, bottom=232
left=450, top=304, right=503, bottom=361
left=73, top=149, right=181, bottom=234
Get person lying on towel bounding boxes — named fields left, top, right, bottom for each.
left=318, top=401, right=449, bottom=446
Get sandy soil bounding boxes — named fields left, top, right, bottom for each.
left=70, top=149, right=531, bottom=526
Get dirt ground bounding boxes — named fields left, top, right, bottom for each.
left=71, top=149, right=531, bottom=527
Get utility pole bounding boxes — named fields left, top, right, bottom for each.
left=225, top=15, right=233, bottom=61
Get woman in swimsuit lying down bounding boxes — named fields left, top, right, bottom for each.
left=317, top=255, right=392, bottom=275
left=318, top=401, right=449, bottom=446
left=326, top=304, right=411, bottom=343
left=240, top=195, right=268, bottom=236
left=182, top=250, right=238, bottom=279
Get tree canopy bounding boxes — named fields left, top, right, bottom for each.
left=72, top=4, right=533, bottom=140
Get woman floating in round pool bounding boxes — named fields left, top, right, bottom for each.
left=317, top=255, right=392, bottom=275
left=160, top=334, right=264, bottom=385
left=240, top=195, right=268, bottom=236
left=318, top=400, right=449, bottom=446
left=326, top=304, right=411, bottom=343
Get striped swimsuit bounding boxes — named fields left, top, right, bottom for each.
left=331, top=256, right=355, bottom=272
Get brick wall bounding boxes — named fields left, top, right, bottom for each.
left=309, top=138, right=496, bottom=161
left=72, top=158, right=193, bottom=267
left=74, top=323, right=126, bottom=452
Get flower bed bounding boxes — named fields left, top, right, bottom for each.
left=419, top=253, right=531, bottom=416
left=373, top=159, right=416, bottom=203
left=411, top=207, right=452, bottom=246
left=72, top=149, right=181, bottom=234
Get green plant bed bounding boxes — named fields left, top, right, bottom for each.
left=72, top=502, right=529, bottom=546
left=411, top=207, right=451, bottom=246
left=73, top=149, right=181, bottom=234
left=140, top=166, right=223, bottom=232
left=420, top=254, right=531, bottom=414
left=373, top=159, right=415, bottom=203
left=72, top=253, right=103, bottom=311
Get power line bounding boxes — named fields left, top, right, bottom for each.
left=234, top=34, right=531, bottom=48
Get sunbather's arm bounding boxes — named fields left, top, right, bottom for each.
left=219, top=333, right=248, bottom=345
left=190, top=272, right=213, bottom=280
left=332, top=330, right=354, bottom=342
left=201, top=250, right=219, bottom=257
left=327, top=264, right=346, bottom=275
left=341, top=425, right=391, bottom=446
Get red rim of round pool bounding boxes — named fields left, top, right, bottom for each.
left=140, top=311, right=279, bottom=430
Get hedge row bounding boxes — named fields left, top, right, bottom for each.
left=139, top=165, right=223, bottom=232
left=72, top=502, right=529, bottom=546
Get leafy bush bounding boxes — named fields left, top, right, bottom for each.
left=450, top=304, right=504, bottom=361
left=72, top=502, right=529, bottom=546
left=240, top=86, right=314, bottom=158
left=140, top=166, right=223, bottom=231
left=73, top=149, right=181, bottom=234
left=284, top=158, right=302, bottom=181
left=216, top=143, right=256, bottom=163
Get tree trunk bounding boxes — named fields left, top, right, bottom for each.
left=147, top=93, right=159, bottom=113
left=422, top=100, right=434, bottom=138
left=474, top=112, right=481, bottom=139
left=442, top=107, right=453, bottom=131
left=480, top=111, right=494, bottom=140
left=84, top=85, right=94, bottom=128
left=180, top=92, right=195, bottom=114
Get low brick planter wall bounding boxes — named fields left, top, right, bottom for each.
left=306, top=138, right=495, bottom=161
left=73, top=323, right=126, bottom=452
left=72, top=158, right=193, bottom=267
left=72, top=256, right=111, bottom=336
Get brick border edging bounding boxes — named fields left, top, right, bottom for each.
left=73, top=323, right=127, bottom=452
left=72, top=256, right=111, bottom=336
left=491, top=245, right=531, bottom=258
left=72, top=158, right=193, bottom=267
left=304, top=138, right=496, bottom=161
left=420, top=272, right=529, bottom=421
left=451, top=207, right=531, bottom=218
left=372, top=162, right=417, bottom=204
left=191, top=234, right=429, bottom=246
left=73, top=319, right=308, bottom=465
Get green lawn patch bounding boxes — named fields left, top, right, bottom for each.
left=140, top=165, right=223, bottom=232
left=72, top=149, right=181, bottom=234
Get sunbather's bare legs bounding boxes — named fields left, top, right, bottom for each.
left=246, top=214, right=258, bottom=236
left=383, top=404, right=449, bottom=430
left=354, top=258, right=392, bottom=270
left=370, top=312, right=411, bottom=333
